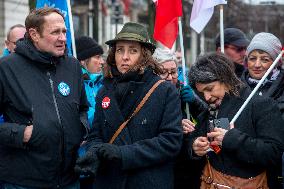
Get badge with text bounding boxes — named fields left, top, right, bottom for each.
left=102, top=97, right=110, bottom=109
left=58, top=82, right=70, bottom=96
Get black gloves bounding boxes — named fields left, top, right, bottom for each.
left=74, top=146, right=100, bottom=177
left=74, top=143, right=122, bottom=177
left=97, top=143, right=122, bottom=163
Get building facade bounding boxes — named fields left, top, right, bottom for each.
left=0, top=0, right=29, bottom=54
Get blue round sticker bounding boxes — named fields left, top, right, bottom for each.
left=58, top=82, right=70, bottom=96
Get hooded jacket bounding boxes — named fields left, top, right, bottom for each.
left=0, top=37, right=88, bottom=188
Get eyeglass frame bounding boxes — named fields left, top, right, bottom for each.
left=7, top=39, right=17, bottom=45
left=160, top=68, right=178, bottom=79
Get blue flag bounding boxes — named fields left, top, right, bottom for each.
left=36, top=0, right=73, bottom=55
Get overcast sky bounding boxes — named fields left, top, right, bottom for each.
left=242, top=0, right=284, bottom=4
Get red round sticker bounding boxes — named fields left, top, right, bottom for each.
left=102, top=97, right=111, bottom=109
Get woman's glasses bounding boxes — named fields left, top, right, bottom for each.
left=160, top=69, right=178, bottom=79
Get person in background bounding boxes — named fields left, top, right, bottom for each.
left=175, top=48, right=189, bottom=83
left=215, top=28, right=250, bottom=78
left=75, top=22, right=183, bottom=189
left=186, top=53, right=284, bottom=189
left=152, top=47, right=207, bottom=131
left=153, top=47, right=207, bottom=189
left=241, top=32, right=284, bottom=188
left=2, top=24, right=26, bottom=56
left=76, top=36, right=104, bottom=126
left=0, top=7, right=88, bottom=189
left=75, top=36, right=104, bottom=189
left=0, top=24, right=26, bottom=123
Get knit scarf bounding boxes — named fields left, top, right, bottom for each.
left=247, top=68, right=280, bottom=87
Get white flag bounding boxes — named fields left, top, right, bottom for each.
left=190, top=0, right=227, bottom=33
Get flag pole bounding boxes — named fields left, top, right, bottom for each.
left=66, top=0, right=77, bottom=58
left=178, top=17, right=190, bottom=118
left=230, top=49, right=284, bottom=124
left=220, top=5, right=224, bottom=53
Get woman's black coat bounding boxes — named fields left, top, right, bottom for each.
left=186, top=87, right=284, bottom=185
left=87, top=69, right=183, bottom=189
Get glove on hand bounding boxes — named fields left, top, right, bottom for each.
left=180, top=85, right=195, bottom=103
left=97, top=143, right=122, bottom=162
left=74, top=146, right=100, bottom=177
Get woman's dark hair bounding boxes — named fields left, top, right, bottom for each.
left=103, top=43, right=163, bottom=78
left=189, top=52, right=244, bottom=96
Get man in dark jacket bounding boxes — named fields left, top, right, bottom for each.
left=215, top=28, right=250, bottom=78
left=0, top=7, right=88, bottom=189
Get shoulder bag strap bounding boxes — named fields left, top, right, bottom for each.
left=109, top=79, right=165, bottom=144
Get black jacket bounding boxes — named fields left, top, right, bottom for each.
left=174, top=82, right=207, bottom=189
left=88, top=69, right=183, bottom=189
left=0, top=38, right=88, bottom=188
left=241, top=69, right=284, bottom=120
left=241, top=69, right=284, bottom=188
left=186, top=87, right=284, bottom=183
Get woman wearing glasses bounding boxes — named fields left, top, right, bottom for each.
left=152, top=48, right=207, bottom=132
left=240, top=32, right=284, bottom=189
left=153, top=48, right=207, bottom=189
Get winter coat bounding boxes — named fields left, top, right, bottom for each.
left=1, top=48, right=10, bottom=57
left=241, top=69, right=284, bottom=120
left=0, top=48, right=10, bottom=122
left=82, top=71, right=103, bottom=127
left=186, top=87, right=284, bottom=186
left=88, top=68, right=183, bottom=189
left=241, top=69, right=284, bottom=188
left=174, top=81, right=207, bottom=189
left=0, top=37, right=89, bottom=188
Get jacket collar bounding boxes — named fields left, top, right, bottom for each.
left=102, top=69, right=159, bottom=144
left=15, top=36, right=67, bottom=67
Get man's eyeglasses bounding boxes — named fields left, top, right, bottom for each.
left=8, top=40, right=17, bottom=45
left=160, top=69, right=178, bottom=79
left=225, top=45, right=246, bottom=52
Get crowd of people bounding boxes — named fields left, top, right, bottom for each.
left=0, top=6, right=284, bottom=189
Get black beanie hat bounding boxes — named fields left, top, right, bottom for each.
left=75, top=36, right=104, bottom=61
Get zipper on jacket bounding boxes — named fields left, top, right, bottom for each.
left=47, top=71, right=62, bottom=125
left=47, top=71, right=65, bottom=187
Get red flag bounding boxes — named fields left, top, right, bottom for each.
left=153, top=0, right=182, bottom=48
left=100, top=0, right=108, bottom=16
left=121, top=0, right=131, bottom=16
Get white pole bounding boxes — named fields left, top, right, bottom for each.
left=190, top=29, right=198, bottom=65
left=88, top=0, right=94, bottom=38
left=230, top=50, right=284, bottom=124
left=220, top=5, right=224, bottom=53
left=178, top=18, right=190, bottom=118
left=66, top=0, right=77, bottom=58
left=200, top=31, right=205, bottom=55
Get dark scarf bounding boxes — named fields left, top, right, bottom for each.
left=111, top=65, right=145, bottom=107
left=247, top=68, right=280, bottom=88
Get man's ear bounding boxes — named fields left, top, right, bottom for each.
left=4, top=40, right=9, bottom=48
left=29, top=28, right=40, bottom=42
